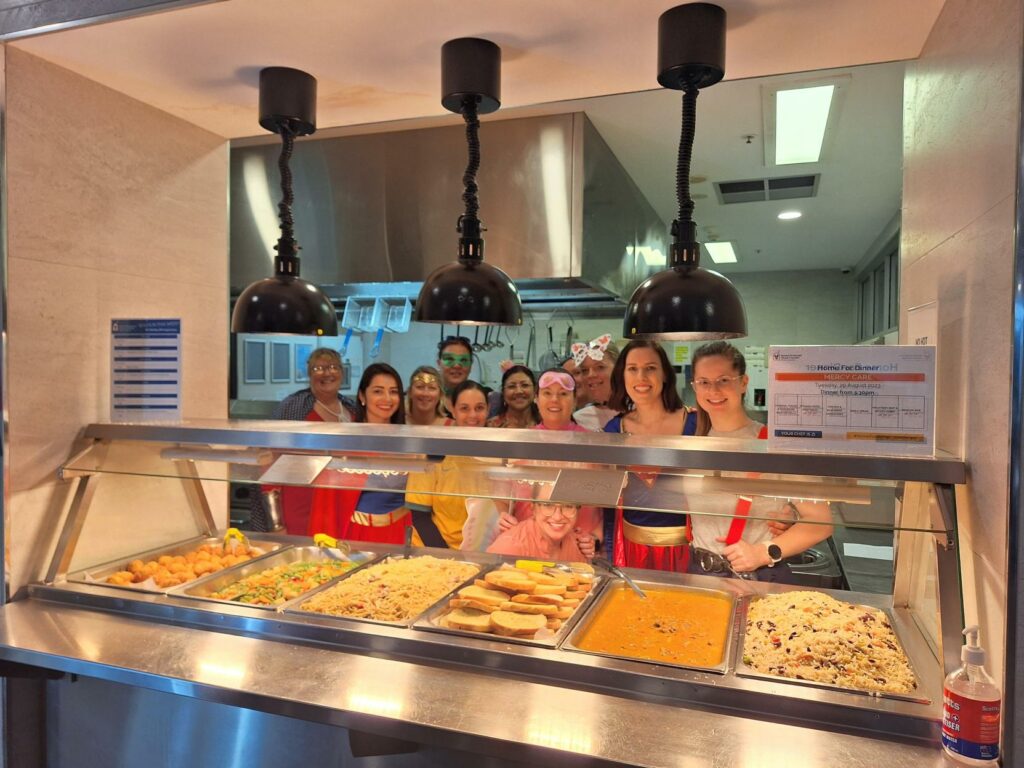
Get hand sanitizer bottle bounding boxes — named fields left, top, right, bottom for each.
left=942, top=625, right=1001, bottom=764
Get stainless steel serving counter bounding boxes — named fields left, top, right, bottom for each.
left=0, top=598, right=951, bottom=768
left=14, top=420, right=962, bottom=766
left=82, top=419, right=967, bottom=483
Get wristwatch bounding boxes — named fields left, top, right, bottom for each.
left=765, top=542, right=783, bottom=566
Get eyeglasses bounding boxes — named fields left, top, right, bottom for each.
left=504, top=381, right=533, bottom=391
left=691, top=375, right=743, bottom=391
left=535, top=503, right=578, bottom=519
left=440, top=354, right=472, bottom=368
left=310, top=364, right=342, bottom=374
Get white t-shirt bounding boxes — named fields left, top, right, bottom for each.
left=572, top=404, right=617, bottom=432
left=688, top=418, right=778, bottom=553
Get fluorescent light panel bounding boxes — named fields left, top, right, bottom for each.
left=705, top=242, right=737, bottom=264
left=775, top=85, right=834, bottom=165
left=777, top=210, right=802, bottom=220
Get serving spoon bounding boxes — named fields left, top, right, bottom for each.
left=593, top=556, right=647, bottom=599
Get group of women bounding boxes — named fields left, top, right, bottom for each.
left=250, top=333, right=833, bottom=583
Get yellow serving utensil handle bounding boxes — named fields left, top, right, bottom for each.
left=515, top=559, right=555, bottom=572
left=223, top=527, right=249, bottom=550
left=314, top=533, right=339, bottom=549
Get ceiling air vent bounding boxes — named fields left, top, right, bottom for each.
left=715, top=174, right=820, bottom=204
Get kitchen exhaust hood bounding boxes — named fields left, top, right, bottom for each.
left=230, top=112, right=667, bottom=319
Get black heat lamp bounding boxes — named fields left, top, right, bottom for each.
left=414, top=38, right=523, bottom=327
left=624, top=3, right=747, bottom=340
left=231, top=67, right=338, bottom=336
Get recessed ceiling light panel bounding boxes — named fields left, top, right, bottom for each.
left=705, top=242, right=738, bottom=264
left=775, top=84, right=835, bottom=164
left=777, top=210, right=802, bottom=220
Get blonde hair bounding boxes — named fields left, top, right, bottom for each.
left=407, top=365, right=446, bottom=418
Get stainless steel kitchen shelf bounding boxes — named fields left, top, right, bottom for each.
left=82, top=419, right=967, bottom=484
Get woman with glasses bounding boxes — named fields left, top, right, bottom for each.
left=487, top=484, right=596, bottom=563
left=602, top=341, right=691, bottom=572
left=486, top=365, right=540, bottom=428
left=308, top=363, right=413, bottom=544
left=494, top=369, right=603, bottom=547
left=684, top=342, right=832, bottom=582
left=406, top=366, right=452, bottom=426
left=436, top=336, right=475, bottom=416
left=487, top=372, right=598, bottom=552
left=249, top=348, right=355, bottom=534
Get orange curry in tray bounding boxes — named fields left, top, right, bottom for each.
left=575, top=586, right=733, bottom=668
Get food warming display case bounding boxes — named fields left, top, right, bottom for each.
left=0, top=420, right=967, bottom=767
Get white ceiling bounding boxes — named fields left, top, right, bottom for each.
left=574, top=61, right=905, bottom=273
left=11, top=1, right=934, bottom=275
left=13, top=0, right=943, bottom=139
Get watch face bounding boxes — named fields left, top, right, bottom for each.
left=767, top=544, right=783, bottom=562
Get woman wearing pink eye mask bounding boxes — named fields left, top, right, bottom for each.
left=491, top=369, right=602, bottom=553
left=533, top=369, right=589, bottom=432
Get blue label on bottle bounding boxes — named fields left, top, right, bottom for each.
left=942, top=732, right=999, bottom=760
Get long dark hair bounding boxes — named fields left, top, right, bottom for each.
left=607, top=340, right=684, bottom=414
left=356, top=362, right=406, bottom=424
left=495, top=365, right=541, bottom=422
left=691, top=341, right=746, bottom=436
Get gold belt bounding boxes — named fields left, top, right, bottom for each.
left=351, top=509, right=409, bottom=528
left=621, top=519, right=688, bottom=547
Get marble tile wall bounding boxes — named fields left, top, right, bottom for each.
left=900, top=0, right=1021, bottom=681
left=5, top=48, right=229, bottom=594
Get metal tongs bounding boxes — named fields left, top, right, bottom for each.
left=313, top=533, right=353, bottom=561
left=403, top=525, right=413, bottom=559
left=593, top=556, right=647, bottom=599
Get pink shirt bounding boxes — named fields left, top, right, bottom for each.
left=486, top=518, right=589, bottom=562
left=515, top=422, right=601, bottom=534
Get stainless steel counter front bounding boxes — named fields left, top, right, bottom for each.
left=0, top=598, right=950, bottom=767
left=82, top=419, right=967, bottom=483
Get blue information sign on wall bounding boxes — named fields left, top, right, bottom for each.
left=110, top=318, right=182, bottom=422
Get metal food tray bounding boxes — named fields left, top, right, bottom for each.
left=561, top=579, right=736, bottom=674
left=284, top=552, right=496, bottom=628
left=734, top=594, right=930, bottom=704
left=171, top=546, right=379, bottom=610
left=413, top=568, right=606, bottom=648
left=66, top=535, right=288, bottom=594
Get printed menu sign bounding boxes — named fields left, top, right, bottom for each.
left=767, top=346, right=935, bottom=456
left=110, top=319, right=182, bottom=422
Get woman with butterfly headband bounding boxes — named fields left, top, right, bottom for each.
left=569, top=334, right=622, bottom=431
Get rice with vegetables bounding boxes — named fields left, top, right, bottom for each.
left=743, top=591, right=916, bottom=695
left=299, top=556, right=479, bottom=622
